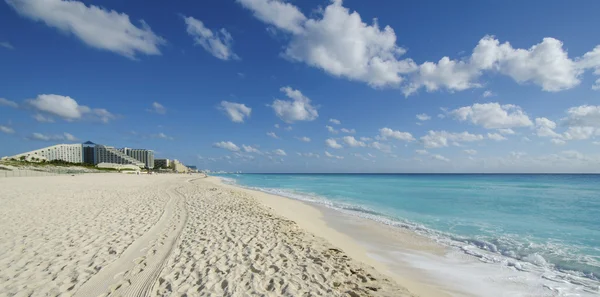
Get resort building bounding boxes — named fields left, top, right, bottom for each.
left=94, top=145, right=145, bottom=168
left=171, top=159, right=189, bottom=173
left=7, top=144, right=83, bottom=163
left=119, top=148, right=154, bottom=169
left=154, top=158, right=170, bottom=169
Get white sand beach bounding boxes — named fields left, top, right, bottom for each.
left=0, top=174, right=442, bottom=297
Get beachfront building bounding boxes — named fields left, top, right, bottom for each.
left=119, top=148, right=154, bottom=169
left=6, top=144, right=83, bottom=163
left=154, top=158, right=170, bottom=169
left=94, top=145, right=145, bottom=168
left=171, top=159, right=189, bottom=173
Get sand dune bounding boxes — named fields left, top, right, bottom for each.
left=0, top=174, right=414, bottom=296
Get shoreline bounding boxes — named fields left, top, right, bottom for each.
left=214, top=175, right=600, bottom=297
left=207, top=176, right=453, bottom=297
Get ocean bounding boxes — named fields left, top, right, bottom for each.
left=219, top=173, right=600, bottom=296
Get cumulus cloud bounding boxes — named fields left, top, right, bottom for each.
left=535, top=117, right=560, bottom=138
left=0, top=98, right=18, bottom=108
left=488, top=133, right=507, bottom=141
left=416, top=113, right=431, bottom=121
left=219, top=101, right=251, bottom=123
left=26, top=94, right=115, bottom=123
left=297, top=152, right=320, bottom=158
left=242, top=145, right=261, bottom=154
left=271, top=86, right=318, bottom=123
left=152, top=132, right=174, bottom=140
left=404, top=36, right=584, bottom=95
left=0, top=125, right=15, bottom=134
left=329, top=118, right=341, bottom=125
left=342, top=136, right=366, bottom=147
left=29, top=132, right=78, bottom=142
left=266, top=132, right=279, bottom=139
left=6, top=0, right=164, bottom=59
left=325, top=138, right=343, bottom=149
left=450, top=103, right=533, bottom=129
left=421, top=130, right=484, bottom=148
left=273, top=149, right=287, bottom=156
left=326, top=125, right=338, bottom=134
left=360, top=137, right=372, bottom=142
left=551, top=138, right=566, bottom=145
left=295, top=136, right=311, bottom=142
left=563, top=105, right=600, bottom=127
left=340, top=128, right=356, bottom=134
left=149, top=102, right=166, bottom=114
left=239, top=0, right=415, bottom=88
left=563, top=126, right=596, bottom=140
left=482, top=90, right=495, bottom=98
left=369, top=141, right=391, bottom=153
left=324, top=151, right=344, bottom=159
left=431, top=154, right=450, bottom=162
left=379, top=127, right=415, bottom=141
left=183, top=16, right=238, bottom=60
left=464, top=149, right=477, bottom=155
left=497, top=128, right=515, bottom=135
left=213, top=141, right=240, bottom=152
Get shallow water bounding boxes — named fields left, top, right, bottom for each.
left=220, top=173, right=600, bottom=296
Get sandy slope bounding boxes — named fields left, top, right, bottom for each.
left=0, top=174, right=415, bottom=297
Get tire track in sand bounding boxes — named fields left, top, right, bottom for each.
left=74, top=185, right=188, bottom=297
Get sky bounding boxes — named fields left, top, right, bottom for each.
left=1, top=0, right=600, bottom=173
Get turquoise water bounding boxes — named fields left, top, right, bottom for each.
left=220, top=174, right=600, bottom=293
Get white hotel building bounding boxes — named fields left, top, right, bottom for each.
left=7, top=144, right=83, bottom=163
left=6, top=143, right=154, bottom=169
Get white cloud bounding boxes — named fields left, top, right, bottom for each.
left=273, top=149, right=287, bottom=156
left=415, top=149, right=429, bottom=155
left=359, top=137, right=372, bottom=142
left=329, top=118, right=341, bottom=125
left=266, top=132, right=279, bottom=139
left=295, top=136, right=311, bottom=142
left=404, top=36, right=585, bottom=95
left=0, top=98, right=18, bottom=108
left=340, top=128, right=356, bottom=134
left=369, top=141, right=391, bottom=153
left=271, top=86, right=318, bottom=123
left=284, top=126, right=293, bottom=131
left=421, top=130, right=484, bottom=148
left=0, top=125, right=15, bottom=134
left=324, top=151, right=344, bottom=159
left=482, top=90, right=495, bottom=98
left=342, top=136, right=366, bottom=147
left=416, top=113, right=431, bottom=121
left=450, top=103, right=533, bottom=129
left=242, top=145, right=261, bottom=154
left=219, top=101, right=251, bottom=123
left=27, top=94, right=115, bottom=123
left=213, top=141, right=240, bottom=152
left=431, top=154, right=450, bottom=162
left=150, top=102, right=166, bottom=114
left=274, top=124, right=280, bottom=129
left=183, top=16, right=238, bottom=61
left=240, top=0, right=415, bottom=88
left=0, top=41, right=14, bottom=50
left=535, top=117, right=560, bottom=138
left=236, top=0, right=306, bottom=34
left=563, top=105, right=600, bottom=127
left=29, top=132, right=78, bottom=142
left=563, top=126, right=596, bottom=140
left=551, top=138, right=566, bottom=145
left=326, top=125, right=338, bottom=134
left=488, top=133, right=507, bottom=141
left=152, top=132, right=174, bottom=140
left=577, top=46, right=600, bottom=90
left=593, top=141, right=600, bottom=145
left=325, top=138, right=343, bottom=149
left=6, top=0, right=164, bottom=59
left=497, top=128, right=515, bottom=135
left=464, top=149, right=477, bottom=155
left=297, top=152, right=320, bottom=158
left=379, top=127, right=415, bottom=141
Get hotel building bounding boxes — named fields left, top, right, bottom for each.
left=7, top=144, right=83, bottom=163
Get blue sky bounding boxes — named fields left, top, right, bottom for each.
left=1, top=0, right=600, bottom=173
